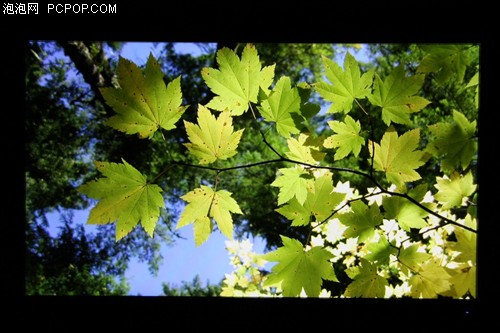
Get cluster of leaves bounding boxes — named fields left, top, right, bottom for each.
left=79, top=43, right=478, bottom=298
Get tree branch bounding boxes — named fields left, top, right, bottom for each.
left=259, top=129, right=477, bottom=234
left=151, top=78, right=477, bottom=235
left=382, top=190, right=477, bottom=233
left=58, top=41, right=117, bottom=116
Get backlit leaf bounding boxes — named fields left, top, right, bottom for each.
left=368, top=65, right=430, bottom=126
left=257, top=76, right=306, bottom=137
left=448, top=264, right=476, bottom=298
left=261, top=235, right=338, bottom=297
left=184, top=105, right=244, bottom=165
left=409, top=260, right=452, bottom=298
left=176, top=185, right=243, bottom=246
left=417, top=44, right=472, bottom=84
left=449, top=215, right=477, bottom=264
left=315, top=52, right=374, bottom=113
left=364, top=235, right=398, bottom=265
left=100, top=54, right=188, bottom=138
left=323, top=115, right=365, bottom=160
left=338, top=201, right=383, bottom=242
left=345, top=258, right=387, bottom=298
left=466, top=71, right=479, bottom=109
left=369, top=127, right=426, bottom=188
left=276, top=175, right=346, bottom=226
left=434, top=171, right=476, bottom=209
left=78, top=159, right=164, bottom=241
left=427, top=110, right=477, bottom=171
left=271, top=167, right=314, bottom=205
left=398, top=244, right=432, bottom=275
left=202, top=43, right=275, bottom=115
left=384, top=199, right=432, bottom=233
left=285, top=133, right=326, bottom=164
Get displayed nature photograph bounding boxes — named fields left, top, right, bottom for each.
left=25, top=42, right=478, bottom=300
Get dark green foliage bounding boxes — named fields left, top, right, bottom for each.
left=25, top=213, right=130, bottom=295
left=25, top=41, right=93, bottom=212
left=162, top=275, right=221, bottom=296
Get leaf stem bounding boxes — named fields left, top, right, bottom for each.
left=206, top=172, right=220, bottom=218
left=248, top=102, right=257, bottom=120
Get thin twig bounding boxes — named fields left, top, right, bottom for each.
left=152, top=128, right=477, bottom=235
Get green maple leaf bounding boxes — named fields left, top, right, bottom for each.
left=465, top=71, right=479, bottom=89
left=184, top=105, right=244, bottom=165
left=465, top=71, right=479, bottom=109
left=382, top=184, right=432, bottom=232
left=369, top=127, right=426, bottom=187
left=276, top=199, right=311, bottom=226
left=345, top=258, right=387, bottom=298
left=261, top=235, right=338, bottom=297
left=257, top=76, right=305, bottom=138
left=276, top=175, right=346, bottom=226
left=176, top=185, right=242, bottom=246
left=448, top=264, right=476, bottom=298
left=100, top=54, right=188, bottom=139
left=434, top=171, right=476, bottom=209
left=364, top=235, right=398, bottom=265
left=78, top=159, right=164, bottom=241
left=201, top=43, right=275, bottom=115
left=417, top=44, right=472, bottom=84
left=398, top=244, right=431, bottom=275
left=427, top=110, right=477, bottom=171
left=338, top=201, right=383, bottom=243
left=449, top=214, right=476, bottom=264
left=367, top=65, right=430, bottom=126
left=192, top=216, right=212, bottom=248
left=315, top=52, right=374, bottom=113
left=323, top=115, right=365, bottom=160
left=285, top=133, right=326, bottom=164
left=409, top=260, right=452, bottom=298
left=271, top=167, right=314, bottom=205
